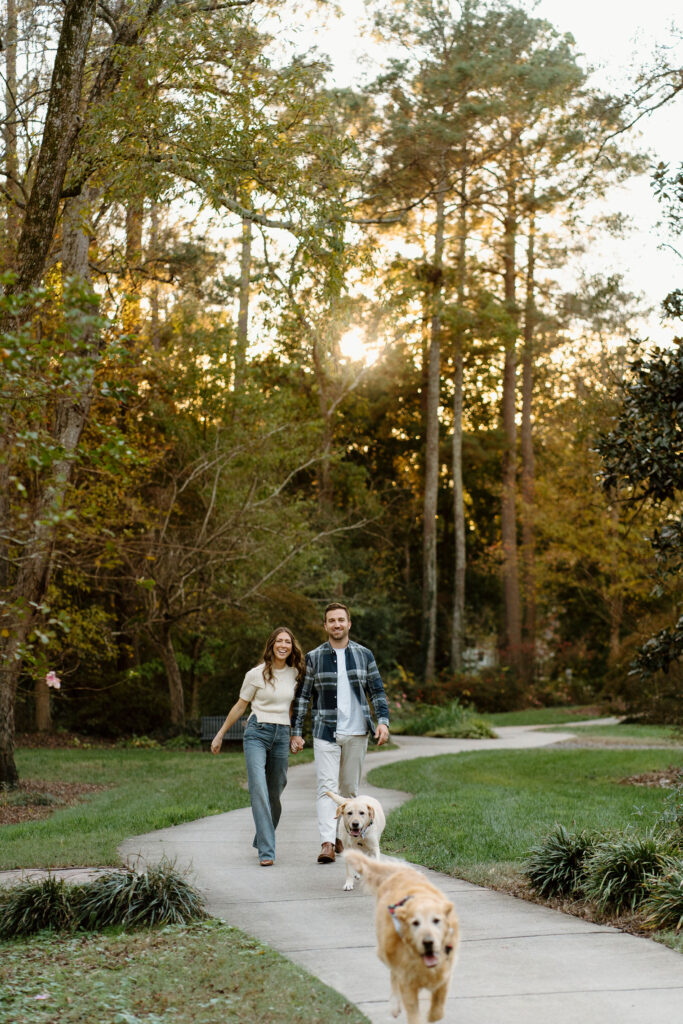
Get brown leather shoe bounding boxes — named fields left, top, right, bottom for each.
left=317, top=842, right=335, bottom=863
left=335, top=837, right=344, bottom=854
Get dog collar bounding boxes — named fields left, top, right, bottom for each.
left=345, top=820, right=372, bottom=839
left=387, top=895, right=412, bottom=935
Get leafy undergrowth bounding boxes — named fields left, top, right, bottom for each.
left=0, top=920, right=370, bottom=1024
left=390, top=698, right=495, bottom=738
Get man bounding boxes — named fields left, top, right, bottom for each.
left=290, top=602, right=390, bottom=863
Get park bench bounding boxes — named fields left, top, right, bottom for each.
left=200, top=714, right=248, bottom=751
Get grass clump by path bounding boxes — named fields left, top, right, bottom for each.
left=390, top=698, right=495, bottom=738
left=0, top=920, right=370, bottom=1024
left=0, top=860, right=207, bottom=938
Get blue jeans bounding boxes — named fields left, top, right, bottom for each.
left=243, top=718, right=290, bottom=861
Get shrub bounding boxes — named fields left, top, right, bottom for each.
left=583, top=830, right=677, bottom=913
left=389, top=698, right=495, bottom=739
left=525, top=824, right=596, bottom=898
left=0, top=860, right=206, bottom=939
left=641, top=860, right=683, bottom=931
left=73, top=861, right=207, bottom=929
left=0, top=876, right=81, bottom=938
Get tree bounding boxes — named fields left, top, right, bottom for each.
left=596, top=341, right=683, bottom=678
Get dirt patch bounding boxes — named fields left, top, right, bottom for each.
left=0, top=780, right=108, bottom=826
left=619, top=766, right=683, bottom=788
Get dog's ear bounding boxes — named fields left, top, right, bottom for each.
left=367, top=804, right=375, bottom=822
left=442, top=900, right=454, bottom=917
left=335, top=803, right=346, bottom=819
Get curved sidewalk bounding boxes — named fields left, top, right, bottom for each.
left=119, top=727, right=683, bottom=1023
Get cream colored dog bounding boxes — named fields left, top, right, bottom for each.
left=344, top=849, right=459, bottom=1024
left=326, top=790, right=386, bottom=891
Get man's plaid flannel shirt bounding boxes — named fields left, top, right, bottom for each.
left=290, top=639, right=390, bottom=743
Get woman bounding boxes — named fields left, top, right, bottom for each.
left=211, top=626, right=305, bottom=866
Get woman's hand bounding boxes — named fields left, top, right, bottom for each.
left=290, top=736, right=304, bottom=754
left=210, top=734, right=223, bottom=754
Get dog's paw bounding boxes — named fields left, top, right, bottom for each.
left=343, top=879, right=354, bottom=891
left=389, top=994, right=401, bottom=1018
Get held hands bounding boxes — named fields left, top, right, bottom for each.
left=290, top=735, right=305, bottom=754
left=375, top=723, right=390, bottom=746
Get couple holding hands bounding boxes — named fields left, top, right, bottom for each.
left=211, top=603, right=390, bottom=867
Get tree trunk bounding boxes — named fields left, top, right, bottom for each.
left=421, top=183, right=446, bottom=684
left=450, top=166, right=467, bottom=673
left=152, top=624, right=186, bottom=727
left=500, top=159, right=522, bottom=677
left=123, top=196, right=144, bottom=335
left=520, top=200, right=537, bottom=687
left=149, top=201, right=162, bottom=349
left=234, top=215, right=252, bottom=391
left=3, top=0, right=20, bottom=266
left=607, top=496, right=622, bottom=666
left=0, top=190, right=98, bottom=785
left=34, top=678, right=52, bottom=733
left=5, top=0, right=97, bottom=305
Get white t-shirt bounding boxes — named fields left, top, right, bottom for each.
left=239, top=663, right=297, bottom=725
left=334, top=646, right=367, bottom=736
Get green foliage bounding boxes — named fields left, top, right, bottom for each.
left=525, top=824, right=597, bottom=897
left=597, top=340, right=683, bottom=679
left=641, top=861, right=683, bottom=931
left=389, top=698, right=495, bottom=738
left=0, top=876, right=77, bottom=938
left=0, top=861, right=206, bottom=939
left=582, top=830, right=678, bottom=913
left=73, top=861, right=207, bottom=931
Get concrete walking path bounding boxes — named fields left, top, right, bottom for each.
left=117, top=725, right=683, bottom=1023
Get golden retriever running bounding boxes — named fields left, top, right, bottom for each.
left=326, top=790, right=386, bottom=891
left=344, top=849, right=459, bottom=1024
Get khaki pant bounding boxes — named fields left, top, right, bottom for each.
left=313, top=734, right=369, bottom=844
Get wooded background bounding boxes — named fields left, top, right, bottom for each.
left=1, top=0, right=681, bottom=784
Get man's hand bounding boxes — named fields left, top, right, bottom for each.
left=210, top=734, right=223, bottom=755
left=290, top=735, right=305, bottom=754
left=375, top=723, right=389, bottom=746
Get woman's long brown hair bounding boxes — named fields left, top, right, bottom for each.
left=262, top=626, right=305, bottom=685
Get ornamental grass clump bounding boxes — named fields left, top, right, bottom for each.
left=0, top=876, right=82, bottom=938
left=390, top=698, right=495, bottom=739
left=583, top=829, right=677, bottom=914
left=73, top=860, right=207, bottom=929
left=525, top=824, right=596, bottom=898
left=641, top=860, right=683, bottom=931
left=0, top=861, right=206, bottom=939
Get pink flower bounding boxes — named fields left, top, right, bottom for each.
left=45, top=671, right=61, bottom=690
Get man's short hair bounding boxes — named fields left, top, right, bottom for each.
left=323, top=602, right=351, bottom=621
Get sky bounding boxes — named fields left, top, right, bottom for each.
left=298, top=0, right=683, bottom=343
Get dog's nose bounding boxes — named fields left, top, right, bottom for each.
left=423, top=939, right=434, bottom=955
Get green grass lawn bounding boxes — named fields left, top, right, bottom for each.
left=367, top=746, right=683, bottom=887
left=483, top=705, right=606, bottom=727
left=3, top=747, right=253, bottom=869
left=0, top=920, right=369, bottom=1024
left=543, top=722, right=682, bottom=743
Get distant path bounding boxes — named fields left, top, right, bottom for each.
left=116, top=724, right=683, bottom=1023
